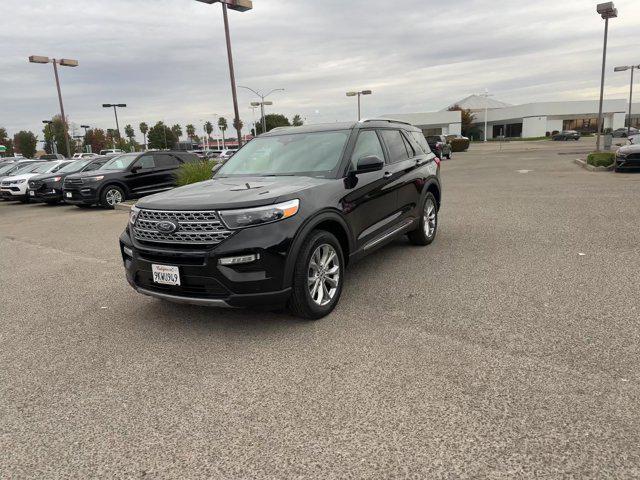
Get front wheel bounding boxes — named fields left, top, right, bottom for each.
left=288, top=230, right=344, bottom=320
left=100, top=185, right=125, bottom=209
left=408, top=192, right=438, bottom=246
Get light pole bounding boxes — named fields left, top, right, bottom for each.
left=102, top=104, right=127, bottom=138
left=29, top=55, right=78, bottom=158
left=80, top=124, right=91, bottom=153
left=346, top=90, right=372, bottom=121
left=196, top=0, right=252, bottom=147
left=239, top=86, right=284, bottom=134
left=479, top=89, right=493, bottom=142
left=249, top=105, right=258, bottom=136
left=614, top=64, right=639, bottom=137
left=596, top=2, right=618, bottom=151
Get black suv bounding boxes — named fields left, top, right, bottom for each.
left=28, top=156, right=110, bottom=204
left=63, top=151, right=200, bottom=208
left=120, top=120, right=442, bottom=319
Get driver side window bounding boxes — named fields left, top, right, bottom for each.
left=350, top=130, right=385, bottom=170
left=136, top=155, right=155, bottom=170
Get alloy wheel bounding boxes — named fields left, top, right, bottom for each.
left=423, top=198, right=437, bottom=238
left=105, top=189, right=123, bottom=206
left=307, top=243, right=340, bottom=306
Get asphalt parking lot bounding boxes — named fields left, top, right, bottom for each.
left=2, top=140, right=640, bottom=478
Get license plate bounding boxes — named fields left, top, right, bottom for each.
left=29, top=190, right=35, bottom=196
left=65, top=192, right=72, bottom=198
left=152, top=264, right=180, bottom=286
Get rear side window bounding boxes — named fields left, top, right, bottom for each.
left=379, top=130, right=410, bottom=163
left=410, top=131, right=432, bottom=154
left=155, top=154, right=181, bottom=168
left=350, top=130, right=385, bottom=169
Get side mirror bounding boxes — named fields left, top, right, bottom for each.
left=131, top=165, right=141, bottom=174
left=355, top=155, right=384, bottom=174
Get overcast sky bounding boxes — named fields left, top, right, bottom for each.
left=1, top=0, right=639, bottom=141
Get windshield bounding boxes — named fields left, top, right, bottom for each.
left=0, top=163, right=15, bottom=174
left=218, top=131, right=350, bottom=177
left=99, top=153, right=137, bottom=171
left=58, top=160, right=89, bottom=173
left=30, top=163, right=57, bottom=174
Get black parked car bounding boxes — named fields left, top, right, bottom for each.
left=28, top=156, right=110, bottom=204
left=552, top=130, right=580, bottom=141
left=120, top=120, right=442, bottom=319
left=614, top=144, right=640, bottom=172
left=63, top=151, right=200, bottom=208
left=426, top=135, right=452, bottom=159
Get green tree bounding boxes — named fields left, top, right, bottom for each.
left=148, top=121, right=177, bottom=150
left=204, top=121, right=213, bottom=141
left=186, top=124, right=196, bottom=141
left=171, top=124, right=183, bottom=140
left=124, top=124, right=136, bottom=151
left=85, top=128, right=108, bottom=154
left=43, top=115, right=70, bottom=156
left=139, top=122, right=149, bottom=150
left=447, top=104, right=477, bottom=138
left=292, top=114, right=304, bottom=127
left=218, top=117, right=228, bottom=147
left=255, top=114, right=291, bottom=135
left=0, top=128, right=15, bottom=157
left=13, top=131, right=38, bottom=158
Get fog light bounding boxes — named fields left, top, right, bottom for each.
left=123, top=246, right=133, bottom=257
left=219, top=254, right=259, bottom=265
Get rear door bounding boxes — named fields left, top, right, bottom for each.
left=126, top=154, right=162, bottom=196
left=154, top=153, right=184, bottom=190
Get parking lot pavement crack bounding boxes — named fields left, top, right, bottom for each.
left=2, top=235, right=113, bottom=265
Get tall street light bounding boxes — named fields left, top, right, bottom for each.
left=196, top=0, right=252, bottom=147
left=346, top=90, right=372, bottom=121
left=239, top=86, right=284, bottom=133
left=81, top=124, right=91, bottom=153
left=29, top=55, right=78, bottom=158
left=596, top=2, right=618, bottom=151
left=614, top=64, right=640, bottom=137
left=102, top=104, right=127, bottom=138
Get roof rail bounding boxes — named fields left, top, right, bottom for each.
left=360, top=118, right=414, bottom=126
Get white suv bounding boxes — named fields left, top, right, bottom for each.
left=0, top=160, right=71, bottom=203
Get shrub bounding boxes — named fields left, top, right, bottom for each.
left=450, top=138, right=470, bottom=152
left=586, top=152, right=615, bottom=167
left=176, top=160, right=217, bottom=187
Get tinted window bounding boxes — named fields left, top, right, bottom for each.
left=350, top=130, right=385, bottom=169
left=100, top=154, right=138, bottom=171
left=410, top=131, right=432, bottom=154
left=136, top=155, right=155, bottom=169
left=156, top=154, right=181, bottom=168
left=380, top=130, right=410, bottom=163
left=401, top=132, right=416, bottom=157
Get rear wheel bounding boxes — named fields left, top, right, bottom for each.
left=408, top=192, right=438, bottom=246
left=288, top=230, right=344, bottom=320
left=100, top=185, right=125, bottom=209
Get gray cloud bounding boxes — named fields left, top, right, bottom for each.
left=1, top=0, right=639, bottom=141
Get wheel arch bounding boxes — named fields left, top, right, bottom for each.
left=100, top=181, right=130, bottom=199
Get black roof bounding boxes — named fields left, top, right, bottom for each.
left=263, top=119, right=420, bottom=137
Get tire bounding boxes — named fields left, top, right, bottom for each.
left=288, top=230, right=345, bottom=320
left=100, top=185, right=125, bottom=209
left=408, top=192, right=438, bottom=246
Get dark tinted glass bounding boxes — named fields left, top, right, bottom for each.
left=156, top=154, right=181, bottom=168
left=380, top=130, right=410, bottom=163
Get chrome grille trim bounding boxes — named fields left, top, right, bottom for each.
left=132, top=209, right=233, bottom=246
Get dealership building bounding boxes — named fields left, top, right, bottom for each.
left=386, top=95, right=639, bottom=139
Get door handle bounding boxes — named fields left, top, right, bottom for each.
left=383, top=171, right=393, bottom=178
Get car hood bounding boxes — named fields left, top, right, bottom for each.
left=137, top=175, right=331, bottom=210
left=30, top=172, right=66, bottom=182
left=66, top=169, right=123, bottom=179
left=3, top=172, right=39, bottom=182
left=618, top=144, right=640, bottom=154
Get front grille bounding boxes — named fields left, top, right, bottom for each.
left=29, top=180, right=44, bottom=190
left=64, top=178, right=83, bottom=187
left=133, top=209, right=233, bottom=247
left=1, top=181, right=11, bottom=187
left=626, top=153, right=640, bottom=160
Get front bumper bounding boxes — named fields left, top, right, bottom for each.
left=120, top=219, right=299, bottom=308
left=29, top=185, right=63, bottom=202
left=615, top=157, right=640, bottom=171
left=1, top=184, right=28, bottom=199
left=62, top=186, right=100, bottom=205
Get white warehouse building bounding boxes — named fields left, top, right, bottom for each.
left=386, top=95, right=632, bottom=140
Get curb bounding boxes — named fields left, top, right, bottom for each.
left=574, top=158, right=614, bottom=172
left=114, top=201, right=135, bottom=212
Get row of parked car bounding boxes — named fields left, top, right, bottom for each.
left=0, top=150, right=203, bottom=208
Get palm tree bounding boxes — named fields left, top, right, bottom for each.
left=171, top=124, right=183, bottom=141
left=292, top=114, right=304, bottom=127
left=139, top=122, right=148, bottom=150
left=186, top=124, right=196, bottom=141
left=124, top=124, right=135, bottom=152
left=218, top=117, right=228, bottom=149
left=204, top=121, right=213, bottom=145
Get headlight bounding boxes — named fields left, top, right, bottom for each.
left=219, top=199, right=299, bottom=229
left=47, top=176, right=62, bottom=183
left=84, top=175, right=104, bottom=183
left=129, top=206, right=140, bottom=225
left=13, top=179, right=26, bottom=184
